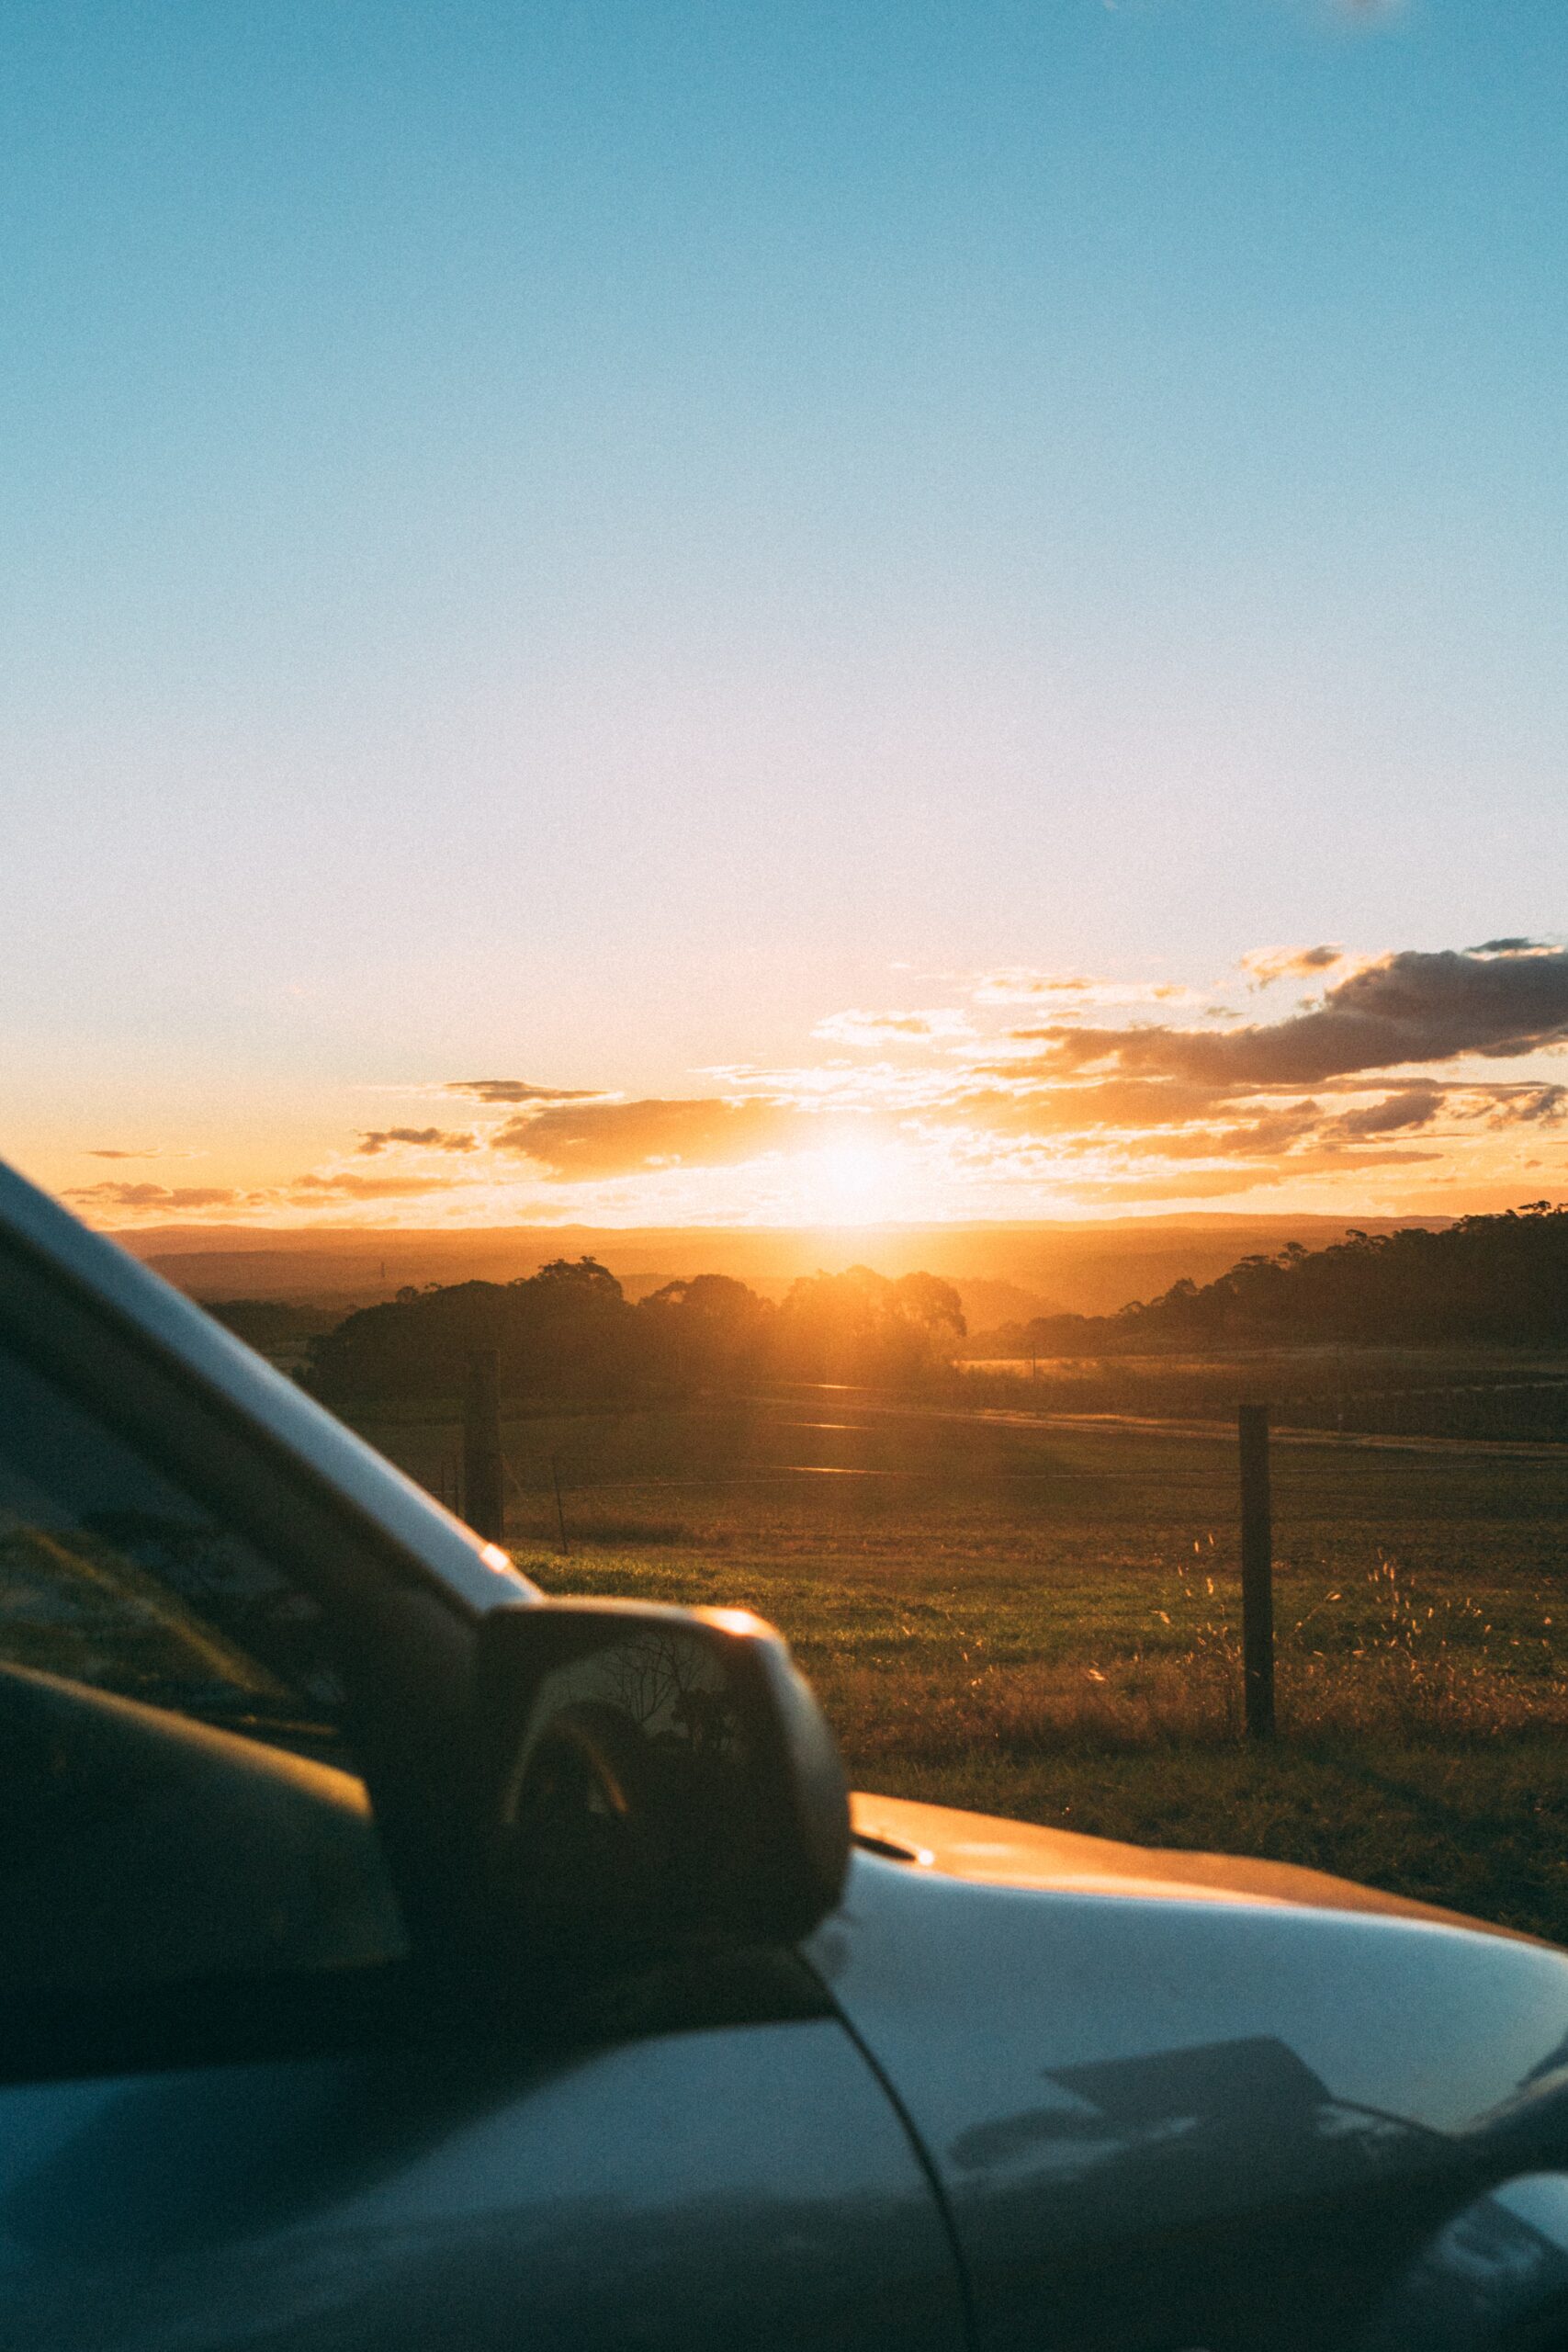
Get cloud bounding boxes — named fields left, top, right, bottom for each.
left=1327, top=1086, right=1444, bottom=1140
left=1238, top=944, right=1344, bottom=989
left=1211, top=1105, right=1325, bottom=1157
left=972, top=970, right=1096, bottom=1003
left=973, top=970, right=1200, bottom=1010
left=95, top=937, right=1551, bottom=1231
left=1480, top=1083, right=1568, bottom=1127
left=284, top=1171, right=468, bottom=1200
left=1015, top=947, right=1568, bottom=1088
left=812, top=1008, right=975, bottom=1047
left=445, top=1079, right=598, bottom=1104
left=494, top=1096, right=814, bottom=1179
left=66, top=1182, right=238, bottom=1210
left=356, top=1126, right=477, bottom=1156
left=939, top=1077, right=1233, bottom=1136
left=87, top=1148, right=161, bottom=1161
left=1319, top=1081, right=1564, bottom=1141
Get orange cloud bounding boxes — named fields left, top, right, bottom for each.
left=812, top=1008, right=975, bottom=1046
left=494, top=1096, right=820, bottom=1179
left=285, top=1171, right=469, bottom=1201
left=973, top=969, right=1201, bottom=1010
left=1238, top=944, right=1345, bottom=989
left=356, top=1126, right=478, bottom=1155
left=67, top=1182, right=240, bottom=1210
left=76, top=937, right=1559, bottom=1234
left=445, top=1079, right=598, bottom=1103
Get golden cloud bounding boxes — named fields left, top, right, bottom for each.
left=1237, top=944, right=1345, bottom=989
left=445, top=1079, right=600, bottom=1103
left=356, top=1126, right=478, bottom=1155
left=66, top=1182, right=239, bottom=1211
left=812, top=1008, right=976, bottom=1047
left=494, top=1096, right=824, bottom=1180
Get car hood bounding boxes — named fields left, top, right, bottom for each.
left=808, top=1794, right=1568, bottom=2350
left=849, top=1787, right=1526, bottom=1939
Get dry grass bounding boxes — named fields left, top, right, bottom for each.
left=356, top=1397, right=1568, bottom=1939
left=530, top=1545, right=1568, bottom=1756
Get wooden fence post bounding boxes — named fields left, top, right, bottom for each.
left=1238, top=1403, right=1276, bottom=1739
left=462, top=1343, right=505, bottom=1544
left=550, top=1449, right=570, bottom=1555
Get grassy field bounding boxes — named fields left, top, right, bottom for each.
left=360, top=1395, right=1568, bottom=1941
left=955, top=1345, right=1568, bottom=1442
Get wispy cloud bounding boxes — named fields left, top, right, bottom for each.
left=445, top=1079, right=599, bottom=1104
left=356, top=1126, right=478, bottom=1155
left=972, top=969, right=1201, bottom=1010
left=285, top=1170, right=469, bottom=1201
left=1478, top=1083, right=1568, bottom=1128
left=67, top=1182, right=239, bottom=1210
left=812, top=1007, right=976, bottom=1047
left=1237, top=943, right=1345, bottom=990
left=1325, top=1085, right=1445, bottom=1139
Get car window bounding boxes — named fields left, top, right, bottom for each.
left=0, top=1333, right=407, bottom=1996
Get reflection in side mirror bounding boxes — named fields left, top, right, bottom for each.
left=471, top=1600, right=851, bottom=1953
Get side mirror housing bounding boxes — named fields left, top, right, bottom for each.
left=471, top=1600, right=851, bottom=1953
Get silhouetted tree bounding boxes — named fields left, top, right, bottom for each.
left=205, top=1298, right=339, bottom=1350
left=307, top=1258, right=649, bottom=1406
left=1038, top=1203, right=1568, bottom=1351
left=773, top=1265, right=965, bottom=1385
left=637, top=1273, right=774, bottom=1393
left=305, top=1252, right=987, bottom=1408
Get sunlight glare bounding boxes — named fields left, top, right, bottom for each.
left=795, top=1138, right=905, bottom=1226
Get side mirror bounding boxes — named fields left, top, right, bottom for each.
left=470, top=1600, right=851, bottom=1954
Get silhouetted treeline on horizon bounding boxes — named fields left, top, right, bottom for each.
left=299, top=1259, right=967, bottom=1408
left=979, top=1204, right=1568, bottom=1358
left=208, top=1204, right=1568, bottom=1419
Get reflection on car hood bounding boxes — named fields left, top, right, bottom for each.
left=812, top=1799, right=1568, bottom=2350
left=849, top=1788, right=1529, bottom=1941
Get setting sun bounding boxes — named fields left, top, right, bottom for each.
left=772, top=1137, right=923, bottom=1228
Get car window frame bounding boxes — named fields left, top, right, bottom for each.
left=0, top=1225, right=844, bottom=2089
left=0, top=1227, right=478, bottom=1961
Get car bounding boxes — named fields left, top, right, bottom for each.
left=2, top=1155, right=1568, bottom=2352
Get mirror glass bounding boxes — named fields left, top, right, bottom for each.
left=494, top=1622, right=757, bottom=1943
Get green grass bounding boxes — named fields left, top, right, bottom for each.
left=360, top=1399, right=1568, bottom=1941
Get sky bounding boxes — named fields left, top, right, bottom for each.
left=3, top=0, right=1565, bottom=1230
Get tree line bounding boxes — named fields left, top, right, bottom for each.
left=982, top=1203, right=1568, bottom=1357
left=294, top=1260, right=967, bottom=1408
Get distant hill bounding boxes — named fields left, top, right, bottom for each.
left=119, top=1213, right=1430, bottom=1322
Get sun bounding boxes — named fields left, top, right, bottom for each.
left=787, top=1137, right=909, bottom=1227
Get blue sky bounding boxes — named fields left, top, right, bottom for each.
left=3, top=0, right=1565, bottom=1223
